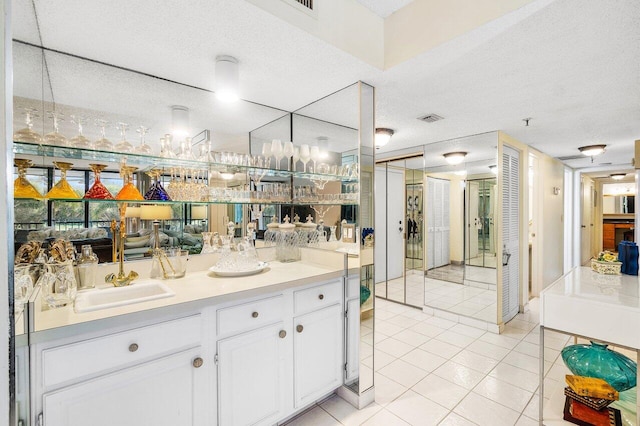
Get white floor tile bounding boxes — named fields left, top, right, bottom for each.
left=409, top=321, right=446, bottom=338
left=478, top=332, right=520, bottom=350
left=393, top=329, right=432, bottom=347
left=450, top=323, right=486, bottom=338
left=375, top=321, right=406, bottom=337
left=400, top=348, right=447, bottom=372
left=435, top=330, right=477, bottom=348
left=374, top=373, right=409, bottom=406
left=438, top=412, right=478, bottom=425
left=372, top=350, right=397, bottom=370
left=378, top=359, right=429, bottom=388
left=376, top=338, right=416, bottom=358
left=514, top=415, right=539, bottom=426
left=465, top=339, right=510, bottom=361
left=387, top=315, right=421, bottom=328
left=386, top=390, right=449, bottom=426
left=472, top=376, right=534, bottom=412
left=488, top=363, right=539, bottom=393
left=286, top=406, right=341, bottom=426
left=319, top=395, right=382, bottom=426
left=412, top=374, right=469, bottom=410
left=424, top=316, right=458, bottom=329
left=454, top=392, right=520, bottom=426
left=420, top=339, right=463, bottom=359
left=451, top=350, right=499, bottom=374
left=361, top=408, right=410, bottom=426
left=433, top=361, right=486, bottom=389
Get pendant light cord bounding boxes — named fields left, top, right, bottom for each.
left=30, top=0, right=56, bottom=110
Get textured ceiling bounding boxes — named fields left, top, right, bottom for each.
left=11, top=0, right=640, bottom=170
left=355, top=0, right=415, bottom=18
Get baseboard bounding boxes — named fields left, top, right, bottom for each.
left=337, top=385, right=375, bottom=409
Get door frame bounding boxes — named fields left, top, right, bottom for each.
left=529, top=153, right=543, bottom=297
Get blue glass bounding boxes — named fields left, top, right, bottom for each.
left=561, top=341, right=637, bottom=392
left=144, top=170, right=171, bottom=201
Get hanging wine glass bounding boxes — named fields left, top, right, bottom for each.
left=94, top=119, right=114, bottom=151
left=46, top=161, right=80, bottom=199
left=144, top=169, right=171, bottom=201
left=292, top=146, right=300, bottom=172
left=299, top=144, right=311, bottom=173
left=310, top=145, right=320, bottom=174
left=14, top=107, right=42, bottom=143
left=69, top=115, right=93, bottom=149
left=14, top=159, right=43, bottom=199
left=114, top=122, right=133, bottom=153
left=134, top=125, right=152, bottom=154
left=43, top=111, right=68, bottom=146
left=271, top=139, right=283, bottom=170
left=283, top=141, right=294, bottom=171
left=84, top=164, right=114, bottom=200
left=115, top=165, right=144, bottom=201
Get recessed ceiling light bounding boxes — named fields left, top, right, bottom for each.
left=610, top=173, right=626, bottom=180
left=578, top=144, right=606, bottom=157
left=443, top=152, right=467, bottom=165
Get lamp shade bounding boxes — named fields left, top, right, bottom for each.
left=140, top=205, right=173, bottom=221
left=192, top=205, right=207, bottom=220
left=124, top=206, right=141, bottom=218
left=215, top=55, right=240, bottom=102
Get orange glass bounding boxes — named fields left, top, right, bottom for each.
left=115, top=165, right=144, bottom=201
left=46, top=161, right=80, bottom=199
left=14, top=159, right=43, bottom=199
left=84, top=164, right=114, bottom=199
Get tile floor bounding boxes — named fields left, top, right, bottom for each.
left=286, top=297, right=575, bottom=426
left=423, top=279, right=497, bottom=322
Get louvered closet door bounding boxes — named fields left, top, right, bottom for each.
left=427, top=178, right=436, bottom=270
left=502, top=146, right=520, bottom=323
left=427, top=178, right=450, bottom=269
left=441, top=180, right=451, bottom=267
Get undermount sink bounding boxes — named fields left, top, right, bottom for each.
left=74, top=281, right=175, bottom=313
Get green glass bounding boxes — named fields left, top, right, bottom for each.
left=561, top=341, right=637, bottom=392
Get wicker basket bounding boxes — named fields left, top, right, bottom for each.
left=591, top=259, right=622, bottom=275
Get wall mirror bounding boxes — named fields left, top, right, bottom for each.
left=421, top=132, right=499, bottom=324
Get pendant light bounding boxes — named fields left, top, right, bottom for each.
left=215, top=55, right=240, bottom=102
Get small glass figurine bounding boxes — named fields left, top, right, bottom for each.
left=84, top=164, right=114, bottom=199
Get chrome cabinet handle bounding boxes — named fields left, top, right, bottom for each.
left=252, top=311, right=259, bottom=318
left=296, top=325, right=304, bottom=333
left=129, top=343, right=139, bottom=353
left=318, top=294, right=324, bottom=300
left=279, top=330, right=287, bottom=339
left=193, top=357, right=204, bottom=368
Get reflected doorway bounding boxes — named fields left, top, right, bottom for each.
left=465, top=177, right=498, bottom=288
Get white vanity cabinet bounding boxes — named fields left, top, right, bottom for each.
left=215, top=279, right=345, bottom=425
left=32, top=314, right=214, bottom=426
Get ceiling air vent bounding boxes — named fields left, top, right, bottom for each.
left=289, top=0, right=313, bottom=10
left=417, top=114, right=444, bottom=123
left=557, top=155, right=586, bottom=161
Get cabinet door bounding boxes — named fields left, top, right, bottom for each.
left=217, top=323, right=289, bottom=426
left=42, top=348, right=210, bottom=426
left=294, top=304, right=343, bottom=408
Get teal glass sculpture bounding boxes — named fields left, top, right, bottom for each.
left=561, top=341, right=637, bottom=392
left=360, top=285, right=371, bottom=306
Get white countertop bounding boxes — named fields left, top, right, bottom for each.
left=540, top=266, right=640, bottom=349
left=30, top=248, right=347, bottom=337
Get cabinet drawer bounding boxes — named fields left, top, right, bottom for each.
left=42, top=315, right=202, bottom=389
left=217, top=295, right=284, bottom=336
left=294, top=280, right=342, bottom=314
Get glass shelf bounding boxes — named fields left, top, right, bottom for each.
left=14, top=142, right=359, bottom=183
left=16, top=196, right=358, bottom=207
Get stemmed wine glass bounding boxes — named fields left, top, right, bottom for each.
left=299, top=144, right=311, bottom=173
left=292, top=147, right=300, bottom=172
left=261, top=143, right=271, bottom=168
left=160, top=133, right=176, bottom=158
left=14, top=107, right=42, bottom=143
left=283, top=141, right=294, bottom=171
left=134, top=126, right=152, bottom=154
left=271, top=139, right=283, bottom=170
left=310, top=146, right=320, bottom=174
left=94, top=119, right=114, bottom=151
left=69, top=115, right=93, bottom=149
left=114, top=122, right=133, bottom=153
left=44, top=111, right=68, bottom=146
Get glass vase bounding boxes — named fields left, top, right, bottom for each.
left=562, top=341, right=637, bottom=392
left=84, top=164, right=114, bottom=199
left=46, top=161, right=80, bottom=199
left=75, top=245, right=98, bottom=290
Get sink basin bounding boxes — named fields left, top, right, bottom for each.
left=74, top=281, right=175, bottom=313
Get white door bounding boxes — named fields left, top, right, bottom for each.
left=467, top=181, right=480, bottom=260
left=581, top=177, right=593, bottom=265
left=43, top=348, right=209, bottom=426
left=218, top=323, right=289, bottom=426
left=375, top=165, right=405, bottom=282
left=502, top=145, right=520, bottom=323
left=293, top=304, right=343, bottom=408
left=427, top=178, right=451, bottom=269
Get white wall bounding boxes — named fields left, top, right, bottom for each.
left=539, top=154, right=565, bottom=288
left=449, top=176, right=464, bottom=263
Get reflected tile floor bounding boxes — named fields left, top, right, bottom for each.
left=284, top=297, right=573, bottom=426
left=424, top=278, right=497, bottom=322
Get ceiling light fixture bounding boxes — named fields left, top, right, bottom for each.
left=317, top=136, right=329, bottom=159
left=215, top=55, right=240, bottom=102
left=443, top=152, right=467, bottom=165
left=610, top=173, right=626, bottom=180
left=454, top=170, right=467, bottom=176
left=578, top=144, right=606, bottom=157
left=375, top=128, right=394, bottom=149
left=489, top=165, right=498, bottom=175
left=171, top=105, right=190, bottom=138
left=220, top=172, right=235, bottom=180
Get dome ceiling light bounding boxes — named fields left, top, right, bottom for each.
left=578, top=144, right=606, bottom=163
left=375, top=128, right=394, bottom=149
left=610, top=173, right=626, bottom=180
left=443, top=151, right=467, bottom=165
